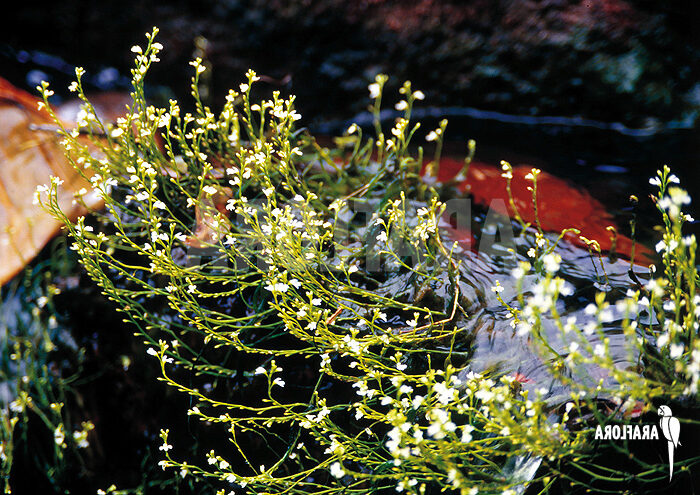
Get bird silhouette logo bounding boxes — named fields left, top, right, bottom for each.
left=658, top=405, right=681, bottom=481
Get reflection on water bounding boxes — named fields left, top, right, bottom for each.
left=444, top=219, right=651, bottom=407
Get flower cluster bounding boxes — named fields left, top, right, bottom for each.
left=32, top=30, right=700, bottom=495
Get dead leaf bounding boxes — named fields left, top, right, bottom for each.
left=0, top=78, right=118, bottom=285
left=437, top=157, right=653, bottom=264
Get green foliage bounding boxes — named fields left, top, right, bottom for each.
left=0, top=247, right=93, bottom=493
left=28, top=29, right=700, bottom=494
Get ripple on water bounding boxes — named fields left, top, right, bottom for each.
left=444, top=223, right=651, bottom=407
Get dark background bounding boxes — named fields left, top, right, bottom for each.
left=2, top=0, right=700, bottom=127
left=2, top=0, right=699, bottom=202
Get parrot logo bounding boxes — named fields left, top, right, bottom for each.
left=658, top=405, right=681, bottom=481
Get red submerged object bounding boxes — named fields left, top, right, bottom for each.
left=436, top=157, right=653, bottom=264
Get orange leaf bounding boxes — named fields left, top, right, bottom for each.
left=0, top=78, right=113, bottom=285
left=438, top=157, right=653, bottom=264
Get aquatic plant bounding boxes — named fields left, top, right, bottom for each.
left=28, top=29, right=699, bottom=494
left=0, top=246, right=94, bottom=493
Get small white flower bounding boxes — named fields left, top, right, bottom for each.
left=461, top=425, right=474, bottom=443
left=542, top=253, right=561, bottom=273
left=658, top=197, right=672, bottom=211
left=668, top=187, right=690, bottom=206
left=395, top=100, right=408, bottom=111
left=413, top=90, right=425, bottom=100
left=669, top=343, right=684, bottom=359
left=368, top=83, right=381, bottom=99
left=600, top=309, right=614, bottom=322
left=265, top=282, right=289, bottom=293
left=399, top=384, right=413, bottom=395
left=511, top=266, right=525, bottom=279
left=330, top=461, right=345, bottom=478
left=583, top=321, right=597, bottom=335
left=584, top=304, right=597, bottom=315
left=559, top=282, right=574, bottom=297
